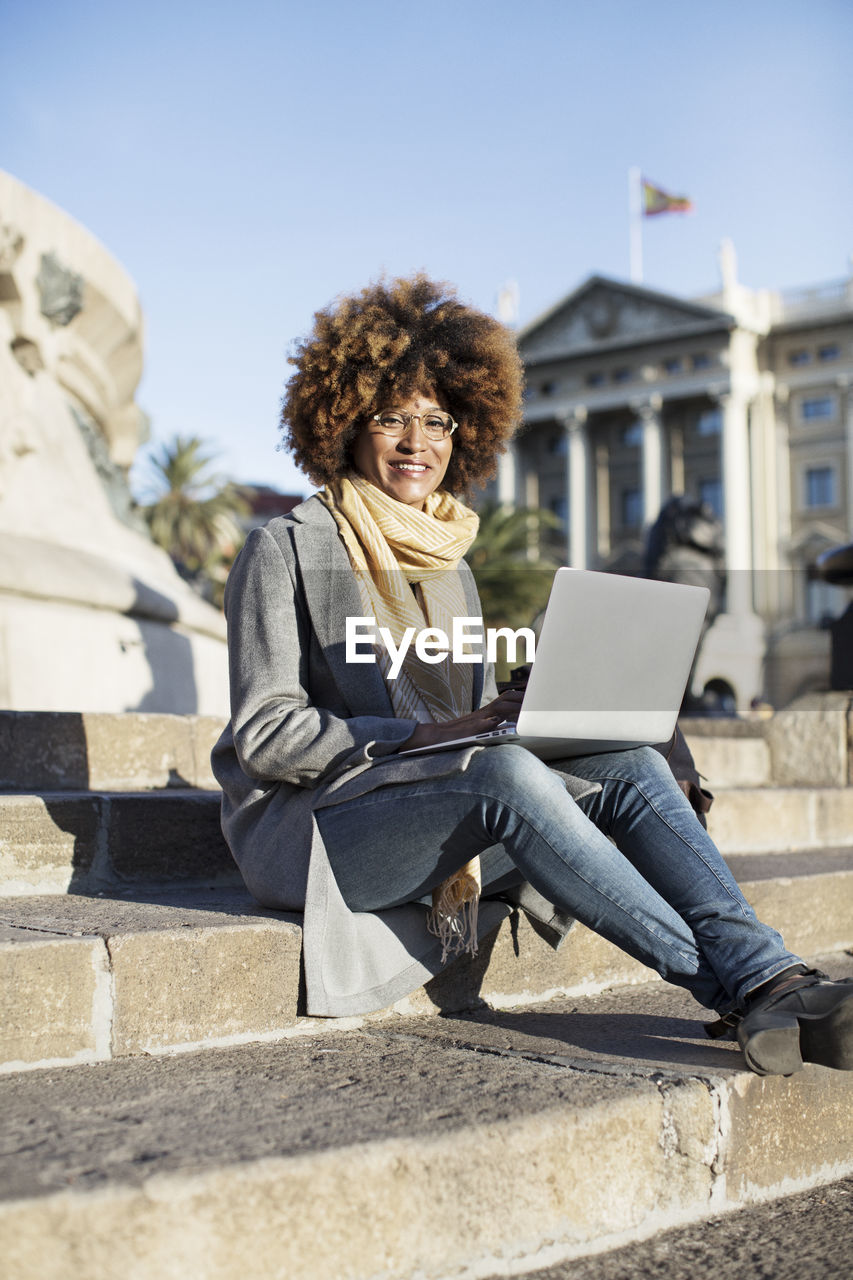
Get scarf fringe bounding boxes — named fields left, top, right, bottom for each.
left=427, top=872, right=480, bottom=964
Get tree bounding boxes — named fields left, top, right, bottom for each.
left=139, top=435, right=249, bottom=605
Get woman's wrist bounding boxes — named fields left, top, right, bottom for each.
left=399, top=722, right=440, bottom=751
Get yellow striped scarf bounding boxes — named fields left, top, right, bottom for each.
left=319, top=475, right=483, bottom=959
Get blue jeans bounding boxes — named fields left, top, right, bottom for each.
left=317, top=745, right=801, bottom=1013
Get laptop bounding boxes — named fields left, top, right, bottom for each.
left=401, top=568, right=710, bottom=759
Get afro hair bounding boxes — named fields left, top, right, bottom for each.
left=280, top=273, right=524, bottom=494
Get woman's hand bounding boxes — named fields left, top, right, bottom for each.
left=400, top=688, right=525, bottom=752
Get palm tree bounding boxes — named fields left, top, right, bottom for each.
left=467, top=502, right=562, bottom=677
left=139, top=436, right=249, bottom=604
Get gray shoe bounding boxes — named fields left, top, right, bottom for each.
left=738, top=969, right=853, bottom=1077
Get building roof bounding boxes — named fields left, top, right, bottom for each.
left=518, top=274, right=735, bottom=366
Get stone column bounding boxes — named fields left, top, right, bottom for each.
left=523, top=463, right=539, bottom=510
left=635, top=395, right=666, bottom=527
left=595, top=440, right=611, bottom=559
left=840, top=376, right=853, bottom=530
left=719, top=389, right=754, bottom=616
left=521, top=461, right=540, bottom=562
left=496, top=440, right=518, bottom=507
left=773, top=384, right=794, bottom=617
left=563, top=407, right=589, bottom=568
left=690, top=387, right=766, bottom=714
left=669, top=425, right=685, bottom=496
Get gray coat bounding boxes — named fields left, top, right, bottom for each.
left=211, top=496, right=596, bottom=1016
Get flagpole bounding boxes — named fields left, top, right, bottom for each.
left=629, top=166, right=643, bottom=284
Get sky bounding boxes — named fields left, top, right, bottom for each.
left=2, top=0, right=852, bottom=498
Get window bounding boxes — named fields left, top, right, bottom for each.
left=691, top=353, right=711, bottom=370
left=540, top=381, right=556, bottom=396
left=819, top=344, right=841, bottom=362
left=622, top=422, right=643, bottom=447
left=548, top=432, right=567, bottom=455
left=801, top=396, right=835, bottom=421
left=612, top=367, right=632, bottom=384
left=586, top=371, right=605, bottom=388
left=699, top=478, right=723, bottom=517
left=621, top=488, right=642, bottom=527
left=788, top=349, right=811, bottom=366
left=804, top=467, right=836, bottom=508
left=697, top=408, right=722, bottom=436
left=663, top=357, right=682, bottom=375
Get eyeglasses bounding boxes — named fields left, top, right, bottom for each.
left=371, top=410, right=458, bottom=440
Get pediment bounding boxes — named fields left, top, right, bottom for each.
left=519, top=276, right=732, bottom=362
left=788, top=523, right=848, bottom=556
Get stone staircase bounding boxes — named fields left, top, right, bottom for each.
left=2, top=701, right=852, bottom=1278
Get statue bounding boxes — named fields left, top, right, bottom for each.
left=644, top=496, right=727, bottom=713
left=816, top=541, right=853, bottom=690
left=0, top=171, right=228, bottom=713
left=36, top=251, right=84, bottom=326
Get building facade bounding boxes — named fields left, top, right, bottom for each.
left=496, top=254, right=853, bottom=709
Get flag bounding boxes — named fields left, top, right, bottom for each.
left=642, top=179, right=694, bottom=217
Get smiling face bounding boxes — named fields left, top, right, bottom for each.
left=350, top=391, right=454, bottom=508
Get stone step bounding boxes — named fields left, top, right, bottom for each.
left=2, top=698, right=850, bottom=795
left=0, top=711, right=224, bottom=792
left=2, top=963, right=852, bottom=1280
left=3, top=852, right=852, bottom=1073
left=682, top=692, right=853, bottom=791
left=5, top=708, right=769, bottom=790
left=0, top=712, right=779, bottom=794
left=681, top=720, right=771, bottom=789
left=707, top=786, right=853, bottom=852
left=2, top=783, right=851, bottom=899
left=493, top=1174, right=853, bottom=1280
left=0, top=790, right=236, bottom=895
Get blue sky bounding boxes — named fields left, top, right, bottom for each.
left=2, top=0, right=851, bottom=496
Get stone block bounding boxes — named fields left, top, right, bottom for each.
left=813, top=788, right=853, bottom=847
left=0, top=893, right=303, bottom=1066
left=81, top=713, right=199, bottom=790
left=0, top=711, right=226, bottom=791
left=742, top=871, right=853, bottom=956
left=685, top=734, right=771, bottom=789
left=0, top=791, right=235, bottom=895
left=707, top=788, right=811, bottom=852
left=0, top=926, right=109, bottom=1069
left=0, top=794, right=100, bottom=894
left=106, top=791, right=234, bottom=884
left=723, top=1068, right=853, bottom=1199
left=82, top=713, right=225, bottom=790
left=767, top=693, right=852, bottom=788
left=0, top=713, right=90, bottom=789
left=479, top=915, right=655, bottom=1006
left=707, top=787, right=853, bottom=852
left=188, top=716, right=227, bottom=789
left=109, top=921, right=302, bottom=1055
left=411, top=913, right=654, bottom=1016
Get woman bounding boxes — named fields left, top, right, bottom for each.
left=212, top=274, right=853, bottom=1076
